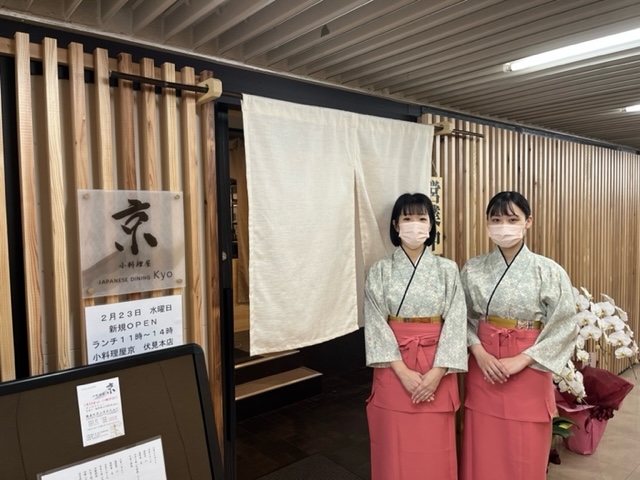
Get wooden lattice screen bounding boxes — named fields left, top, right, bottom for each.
left=0, top=32, right=224, bottom=447
left=422, top=113, right=640, bottom=375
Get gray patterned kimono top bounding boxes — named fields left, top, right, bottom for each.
left=460, top=245, right=577, bottom=375
left=364, top=247, right=468, bottom=372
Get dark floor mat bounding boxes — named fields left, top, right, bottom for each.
left=257, top=454, right=363, bottom=480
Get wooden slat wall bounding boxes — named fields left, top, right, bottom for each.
left=0, top=71, right=14, bottom=381
left=43, top=37, right=71, bottom=371
left=423, top=113, right=640, bottom=374
left=159, top=63, right=185, bottom=305
left=200, top=69, right=224, bottom=450
left=68, top=42, right=90, bottom=365
left=14, top=32, right=43, bottom=376
left=115, top=53, right=142, bottom=314
left=180, top=66, right=204, bottom=345
left=0, top=33, right=223, bottom=449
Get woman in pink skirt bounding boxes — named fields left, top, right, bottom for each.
left=460, top=191, right=577, bottom=480
left=365, top=193, right=468, bottom=480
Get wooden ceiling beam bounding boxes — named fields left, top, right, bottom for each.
left=264, top=0, right=414, bottom=66
left=242, top=0, right=374, bottom=61
left=100, top=0, right=128, bottom=24
left=163, top=0, right=227, bottom=40
left=192, top=0, right=274, bottom=48
left=64, top=0, right=83, bottom=19
left=334, top=0, right=605, bottom=85
left=301, top=0, right=503, bottom=76
left=217, top=0, right=320, bottom=54
left=365, top=4, right=640, bottom=94
left=132, top=0, right=177, bottom=33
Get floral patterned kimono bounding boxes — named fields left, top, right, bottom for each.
left=460, top=244, right=577, bottom=480
left=365, top=246, right=467, bottom=480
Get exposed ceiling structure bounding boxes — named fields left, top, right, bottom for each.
left=1, top=0, right=640, bottom=150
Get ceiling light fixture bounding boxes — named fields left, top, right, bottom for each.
left=504, top=27, right=640, bottom=72
left=624, top=104, right=640, bottom=112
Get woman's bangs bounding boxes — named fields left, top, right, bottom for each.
left=487, top=200, right=517, bottom=218
left=401, top=202, right=428, bottom=217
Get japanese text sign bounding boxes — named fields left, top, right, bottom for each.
left=77, top=190, right=185, bottom=298
left=85, top=295, right=183, bottom=365
left=430, top=177, right=443, bottom=255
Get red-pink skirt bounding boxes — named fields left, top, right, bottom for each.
left=461, top=321, right=555, bottom=480
left=367, top=322, right=460, bottom=480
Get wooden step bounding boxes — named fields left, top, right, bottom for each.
left=235, top=366, right=321, bottom=400
left=235, top=350, right=302, bottom=385
left=235, top=349, right=299, bottom=369
left=235, top=367, right=323, bottom=420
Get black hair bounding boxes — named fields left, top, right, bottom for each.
left=486, top=191, right=531, bottom=218
left=389, top=193, right=437, bottom=247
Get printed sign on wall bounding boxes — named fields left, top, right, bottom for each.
left=78, top=189, right=186, bottom=298
left=430, top=177, right=443, bottom=255
left=85, top=295, right=183, bottom=365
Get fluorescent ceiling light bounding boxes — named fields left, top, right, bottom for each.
left=504, top=27, right=640, bottom=72
left=624, top=104, right=640, bottom=112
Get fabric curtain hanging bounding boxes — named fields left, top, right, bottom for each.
left=242, top=95, right=433, bottom=355
left=355, top=114, right=434, bottom=269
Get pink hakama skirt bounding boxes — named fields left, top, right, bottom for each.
left=460, top=322, right=555, bottom=480
left=367, top=322, right=460, bottom=480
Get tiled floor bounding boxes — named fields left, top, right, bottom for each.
left=237, top=366, right=640, bottom=480
left=236, top=368, right=372, bottom=480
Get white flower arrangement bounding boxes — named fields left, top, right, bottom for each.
left=553, top=287, right=639, bottom=402
left=554, top=359, right=587, bottom=401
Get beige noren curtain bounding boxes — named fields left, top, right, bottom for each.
left=243, top=95, right=433, bottom=355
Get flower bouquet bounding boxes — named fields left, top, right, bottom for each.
left=553, top=287, right=637, bottom=455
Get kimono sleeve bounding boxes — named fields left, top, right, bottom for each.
left=523, top=263, right=578, bottom=375
left=364, top=261, right=402, bottom=368
left=433, top=261, right=468, bottom=373
left=460, top=262, right=482, bottom=347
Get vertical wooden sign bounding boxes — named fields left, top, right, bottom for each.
left=430, top=177, right=443, bottom=255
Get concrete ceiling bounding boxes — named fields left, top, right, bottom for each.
left=1, top=0, right=640, bottom=150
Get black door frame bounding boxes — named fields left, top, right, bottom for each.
left=213, top=101, right=239, bottom=480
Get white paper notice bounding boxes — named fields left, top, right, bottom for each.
left=39, top=437, right=167, bottom=480
left=77, top=377, right=125, bottom=447
left=85, top=295, right=183, bottom=364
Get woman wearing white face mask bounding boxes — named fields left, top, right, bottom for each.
left=365, top=193, right=467, bottom=480
left=459, top=191, right=577, bottom=480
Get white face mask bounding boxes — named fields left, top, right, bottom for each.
left=398, top=221, right=430, bottom=249
left=487, top=224, right=525, bottom=248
